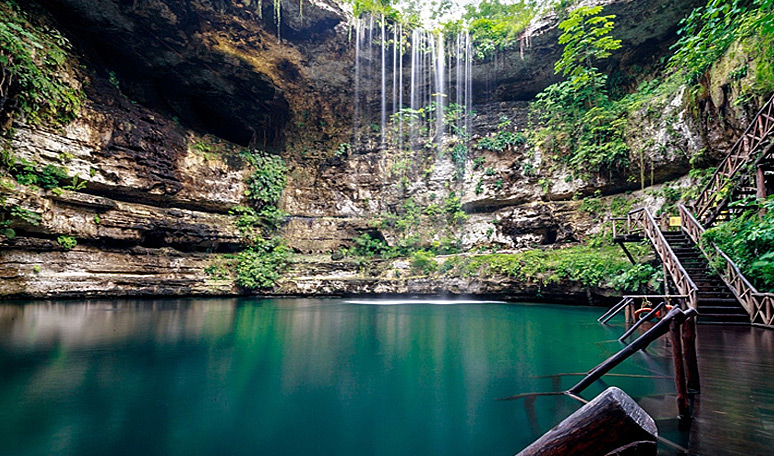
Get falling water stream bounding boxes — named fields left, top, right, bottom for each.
left=352, top=15, right=473, bottom=151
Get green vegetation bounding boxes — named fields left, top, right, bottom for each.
left=440, top=243, right=658, bottom=291
left=0, top=0, right=82, bottom=127
left=530, top=6, right=627, bottom=178
left=476, top=116, right=526, bottom=152
left=335, top=142, right=351, bottom=157
left=243, top=151, right=287, bottom=209
left=410, top=249, right=438, bottom=275
left=462, top=0, right=538, bottom=58
left=229, top=200, right=291, bottom=290
left=0, top=203, right=40, bottom=238
left=204, top=150, right=290, bottom=290
left=233, top=237, right=292, bottom=289
left=346, top=0, right=573, bottom=58
left=703, top=196, right=774, bottom=292
left=56, top=235, right=76, bottom=250
left=345, top=194, right=466, bottom=260
left=669, top=0, right=774, bottom=85
left=205, top=204, right=291, bottom=290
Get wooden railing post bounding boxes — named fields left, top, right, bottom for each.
left=669, top=318, right=691, bottom=428
left=682, top=317, right=700, bottom=394
left=693, top=93, right=774, bottom=223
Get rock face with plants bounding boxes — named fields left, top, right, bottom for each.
left=0, top=0, right=772, bottom=300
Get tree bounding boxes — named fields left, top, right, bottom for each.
left=554, top=6, right=621, bottom=106
left=529, top=5, right=627, bottom=177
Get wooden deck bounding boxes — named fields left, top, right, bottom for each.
left=687, top=325, right=774, bottom=455
left=642, top=324, right=774, bottom=454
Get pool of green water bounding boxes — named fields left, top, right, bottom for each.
left=0, top=298, right=684, bottom=455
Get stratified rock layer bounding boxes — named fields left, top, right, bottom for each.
left=1, top=0, right=765, bottom=298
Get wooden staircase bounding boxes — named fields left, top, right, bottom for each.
left=611, top=93, right=774, bottom=327
left=661, top=231, right=749, bottom=324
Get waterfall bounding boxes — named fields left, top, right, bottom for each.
left=435, top=33, right=445, bottom=144
left=353, top=17, right=361, bottom=144
left=352, top=15, right=474, bottom=153
left=380, top=15, right=386, bottom=149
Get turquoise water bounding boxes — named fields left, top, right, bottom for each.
left=0, top=298, right=681, bottom=455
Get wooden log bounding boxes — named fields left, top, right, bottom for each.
left=669, top=319, right=690, bottom=425
left=681, top=318, right=700, bottom=394
left=516, top=387, right=658, bottom=456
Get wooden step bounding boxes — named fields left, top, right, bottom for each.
left=698, top=307, right=747, bottom=316
left=699, top=314, right=750, bottom=324
left=699, top=292, right=736, bottom=299
left=700, top=297, right=742, bottom=305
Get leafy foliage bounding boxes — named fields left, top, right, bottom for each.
left=0, top=1, right=82, bottom=126
left=555, top=6, right=621, bottom=103
left=530, top=6, right=627, bottom=177
left=0, top=203, right=41, bottom=238
left=211, top=151, right=291, bottom=290
left=462, top=0, right=538, bottom=58
left=609, top=264, right=662, bottom=292
left=56, top=235, right=76, bottom=250
left=234, top=236, right=292, bottom=289
left=668, top=0, right=774, bottom=83
left=476, top=117, right=526, bottom=152
left=410, top=249, right=438, bottom=275
left=229, top=207, right=291, bottom=290
left=243, top=150, right=287, bottom=209
left=441, top=243, right=657, bottom=290
left=703, top=196, right=774, bottom=292
left=346, top=194, right=466, bottom=260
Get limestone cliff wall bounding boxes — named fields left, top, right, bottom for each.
left=0, top=0, right=766, bottom=299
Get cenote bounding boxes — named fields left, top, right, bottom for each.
left=0, top=298, right=692, bottom=456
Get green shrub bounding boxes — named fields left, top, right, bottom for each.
left=410, top=249, right=438, bottom=275
left=242, top=150, right=287, bottom=208
left=529, top=5, right=630, bottom=178
left=703, top=196, right=774, bottom=292
left=350, top=232, right=391, bottom=257
left=668, top=0, right=773, bottom=83
left=0, top=1, right=83, bottom=126
left=234, top=238, right=292, bottom=290
left=441, top=243, right=655, bottom=290
left=57, top=235, right=76, bottom=250
left=609, top=264, right=662, bottom=292
left=578, top=190, right=605, bottom=214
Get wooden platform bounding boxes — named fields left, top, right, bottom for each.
left=688, top=325, right=774, bottom=455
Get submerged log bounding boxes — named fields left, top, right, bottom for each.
left=516, top=387, right=658, bottom=456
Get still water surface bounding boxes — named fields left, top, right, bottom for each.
left=0, top=298, right=681, bottom=455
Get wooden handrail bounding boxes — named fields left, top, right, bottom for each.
left=701, top=141, right=774, bottom=226
left=626, top=207, right=699, bottom=310
left=693, top=93, right=774, bottom=224
left=678, top=204, right=774, bottom=327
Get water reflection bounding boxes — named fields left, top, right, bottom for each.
left=0, top=299, right=237, bottom=351
left=0, top=298, right=682, bottom=456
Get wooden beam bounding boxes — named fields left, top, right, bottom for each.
left=516, top=387, right=658, bottom=456
left=618, top=301, right=666, bottom=342
left=669, top=318, right=691, bottom=427
left=569, top=307, right=696, bottom=395
left=617, top=241, right=637, bottom=265
left=599, top=297, right=631, bottom=324
left=758, top=165, right=767, bottom=200
left=682, top=317, right=701, bottom=394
